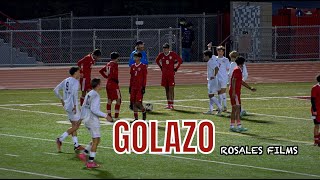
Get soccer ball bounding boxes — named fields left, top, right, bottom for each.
left=145, top=103, right=153, bottom=112
left=240, top=110, right=247, bottom=117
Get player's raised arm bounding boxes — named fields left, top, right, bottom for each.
left=99, top=66, right=108, bottom=79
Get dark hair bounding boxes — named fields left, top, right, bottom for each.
left=203, top=50, right=213, bottom=58
left=136, top=40, right=144, bottom=46
left=235, top=56, right=246, bottom=65
left=69, top=67, right=79, bottom=75
left=91, top=78, right=101, bottom=89
left=317, top=74, right=320, bottom=83
left=93, top=49, right=102, bottom=57
left=162, top=43, right=170, bottom=49
left=133, top=52, right=142, bottom=58
left=110, top=52, right=120, bottom=60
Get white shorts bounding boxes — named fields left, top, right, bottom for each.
left=207, top=79, right=219, bottom=95
left=86, top=126, right=101, bottom=138
left=67, top=110, right=80, bottom=121
left=218, top=78, right=228, bottom=89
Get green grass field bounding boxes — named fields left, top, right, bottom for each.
left=0, top=82, right=318, bottom=179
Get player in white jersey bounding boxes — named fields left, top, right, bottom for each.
left=216, top=46, right=230, bottom=112
left=202, top=50, right=223, bottom=115
left=228, top=51, right=249, bottom=116
left=77, top=78, right=112, bottom=168
left=54, top=67, right=84, bottom=152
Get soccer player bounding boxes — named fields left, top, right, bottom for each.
left=202, top=50, right=223, bottom=115
left=228, top=50, right=248, bottom=116
left=128, top=40, right=149, bottom=67
left=77, top=78, right=111, bottom=168
left=77, top=49, right=102, bottom=106
left=229, top=56, right=256, bottom=132
left=54, top=67, right=84, bottom=152
left=216, top=46, right=230, bottom=112
left=99, top=52, right=121, bottom=121
left=155, top=43, right=182, bottom=109
left=311, top=74, right=320, bottom=146
left=130, top=52, right=147, bottom=121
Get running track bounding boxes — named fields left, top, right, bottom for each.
left=0, top=62, right=319, bottom=89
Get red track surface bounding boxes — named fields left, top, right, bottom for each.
left=0, top=62, right=319, bottom=90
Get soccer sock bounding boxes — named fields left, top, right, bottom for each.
left=219, top=94, right=223, bottom=107
left=142, top=110, right=147, bottom=120
left=80, top=97, right=85, bottom=106
left=59, top=132, right=69, bottom=142
left=115, top=104, right=120, bottom=118
left=222, top=93, right=227, bottom=107
left=211, top=97, right=222, bottom=110
left=107, top=104, right=112, bottom=117
left=209, top=98, right=214, bottom=112
left=314, top=135, right=320, bottom=144
left=236, top=120, right=241, bottom=128
left=230, top=119, right=235, bottom=128
left=134, top=112, right=138, bottom=120
left=89, top=152, right=96, bottom=162
left=72, top=136, right=79, bottom=147
left=84, top=142, right=92, bottom=155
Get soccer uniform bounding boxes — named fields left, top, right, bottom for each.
left=207, top=56, right=219, bottom=94
left=217, top=56, right=230, bottom=89
left=129, top=50, right=148, bottom=67
left=229, top=66, right=242, bottom=106
left=99, top=61, right=121, bottom=101
left=54, top=77, right=80, bottom=121
left=77, top=54, right=95, bottom=91
left=80, top=90, right=106, bottom=138
left=155, top=51, right=182, bottom=87
left=311, top=84, right=320, bottom=124
left=130, top=63, right=147, bottom=103
left=229, top=62, right=248, bottom=82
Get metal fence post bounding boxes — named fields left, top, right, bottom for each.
left=38, top=18, right=42, bottom=62
left=136, top=15, right=139, bottom=41
left=202, top=12, right=206, bottom=54
left=158, top=29, right=161, bottom=53
left=59, top=17, right=62, bottom=62
left=10, top=31, right=13, bottom=67
left=70, top=11, right=73, bottom=63
left=179, top=27, right=182, bottom=58
left=93, top=30, right=96, bottom=50
left=169, top=27, right=173, bottom=48
left=274, top=26, right=277, bottom=60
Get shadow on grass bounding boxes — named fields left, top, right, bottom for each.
left=241, top=132, right=295, bottom=144
left=171, top=109, right=198, bottom=114
left=81, top=166, right=117, bottom=179
left=147, top=111, right=170, bottom=116
left=241, top=117, right=275, bottom=124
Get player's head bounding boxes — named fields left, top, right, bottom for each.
left=69, top=66, right=80, bottom=79
left=229, top=51, right=239, bottom=61
left=317, top=74, right=320, bottom=83
left=136, top=40, right=145, bottom=51
left=133, top=52, right=142, bottom=64
left=235, top=56, right=246, bottom=67
left=203, top=50, right=213, bottom=62
left=110, top=52, right=120, bottom=62
left=91, top=78, right=101, bottom=91
left=216, top=46, right=225, bottom=57
left=162, top=43, right=170, bottom=54
left=92, top=49, right=102, bottom=61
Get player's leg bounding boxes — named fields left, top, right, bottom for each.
left=70, top=120, right=84, bottom=151
left=313, top=119, right=320, bottom=145
left=219, top=84, right=228, bottom=112
left=86, top=130, right=101, bottom=168
left=230, top=105, right=237, bottom=132
left=168, top=86, right=175, bottom=109
left=77, top=141, right=92, bottom=162
left=131, top=90, right=139, bottom=121
left=162, top=75, right=170, bottom=108
left=114, top=89, right=121, bottom=120
left=107, top=98, right=112, bottom=119
left=80, top=78, right=85, bottom=106
left=135, top=101, right=146, bottom=120
left=235, top=95, right=247, bottom=132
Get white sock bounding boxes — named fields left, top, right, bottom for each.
left=211, top=97, right=222, bottom=110
left=72, top=136, right=79, bottom=147
left=84, top=142, right=92, bottom=154
left=59, top=132, right=68, bottom=142
left=222, top=93, right=227, bottom=107
left=219, top=94, right=223, bottom=107
left=89, top=152, right=96, bottom=162
left=209, top=98, right=214, bottom=111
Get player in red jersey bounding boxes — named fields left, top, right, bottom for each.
left=311, top=74, right=320, bottom=146
left=99, top=52, right=121, bottom=121
left=130, top=52, right=147, bottom=122
left=77, top=49, right=102, bottom=106
left=155, top=43, right=182, bottom=109
left=229, top=56, right=256, bottom=133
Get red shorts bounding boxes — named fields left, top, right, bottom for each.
left=80, top=77, right=91, bottom=91
left=130, top=89, right=143, bottom=103
left=106, top=86, right=121, bottom=101
left=229, top=92, right=241, bottom=106
left=161, top=75, right=175, bottom=87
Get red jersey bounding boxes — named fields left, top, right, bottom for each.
left=230, top=66, right=243, bottom=94
left=130, top=63, right=147, bottom=90
left=77, top=54, right=95, bottom=78
left=311, top=84, right=320, bottom=113
left=99, top=61, right=119, bottom=88
left=155, top=51, right=182, bottom=76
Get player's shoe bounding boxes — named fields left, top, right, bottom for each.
left=229, top=127, right=239, bottom=132
left=216, top=108, right=223, bottom=116
left=203, top=110, right=213, bottom=115
left=142, top=112, right=147, bottom=120
left=165, top=105, right=171, bottom=109
left=86, top=161, right=100, bottom=168
left=130, top=119, right=138, bottom=124
left=223, top=106, right=228, bottom=112
left=77, top=153, right=87, bottom=162
left=238, top=127, right=248, bottom=132
left=74, top=145, right=85, bottom=151
left=169, top=105, right=174, bottom=110
left=56, top=138, right=62, bottom=152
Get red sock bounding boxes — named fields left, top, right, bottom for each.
left=80, top=97, right=85, bottom=106
left=230, top=119, right=235, bottom=127
left=115, top=104, right=120, bottom=118
left=134, top=112, right=138, bottom=120
left=314, top=135, right=319, bottom=144
left=107, top=104, right=111, bottom=117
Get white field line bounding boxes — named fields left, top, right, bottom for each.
left=0, top=133, right=318, bottom=178
left=0, top=167, right=68, bottom=179
left=4, top=154, right=19, bottom=157
left=43, top=152, right=59, bottom=156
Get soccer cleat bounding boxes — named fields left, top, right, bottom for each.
left=216, top=108, right=223, bottom=116
left=77, top=153, right=87, bottom=162
left=229, top=127, right=240, bottom=132
left=223, top=106, right=228, bottom=112
left=56, top=138, right=62, bottom=152
left=74, top=145, right=85, bottom=151
left=169, top=105, right=174, bottom=110
left=142, top=112, right=147, bottom=120
left=203, top=111, right=213, bottom=115
left=238, top=127, right=248, bottom=132
left=165, top=106, right=171, bottom=109
left=86, top=161, right=100, bottom=168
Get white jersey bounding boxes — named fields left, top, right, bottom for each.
left=80, top=90, right=106, bottom=128
left=229, top=62, right=248, bottom=81
left=216, top=56, right=230, bottom=81
left=207, top=56, right=219, bottom=81
left=54, top=77, right=79, bottom=112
